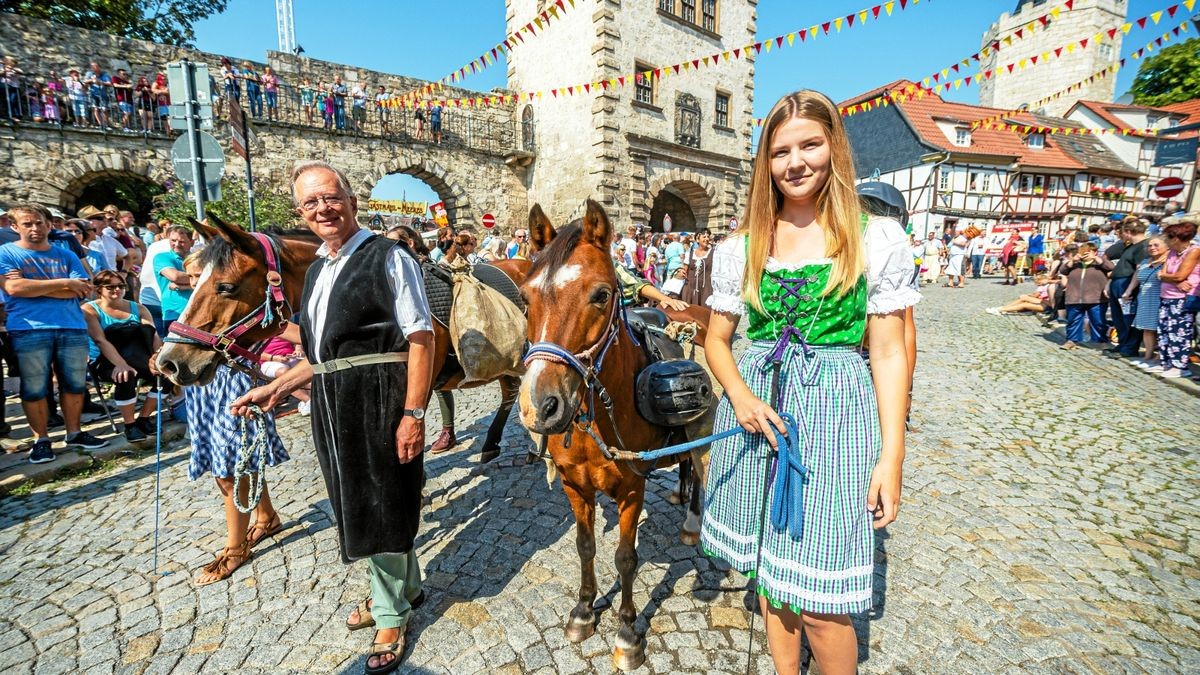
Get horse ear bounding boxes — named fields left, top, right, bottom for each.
left=187, top=216, right=220, bottom=244
left=206, top=211, right=259, bottom=255
left=528, top=204, right=555, bottom=252
left=580, top=199, right=611, bottom=248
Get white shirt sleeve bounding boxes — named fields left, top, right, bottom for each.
left=866, top=217, right=922, bottom=315
left=386, top=247, right=434, bottom=337
left=706, top=235, right=747, bottom=316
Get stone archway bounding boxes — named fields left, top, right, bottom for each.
left=646, top=168, right=719, bottom=232
left=363, top=155, right=474, bottom=226
left=39, top=153, right=172, bottom=213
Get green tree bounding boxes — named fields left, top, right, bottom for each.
left=154, top=176, right=299, bottom=230
left=1130, top=37, right=1200, bottom=107
left=1, top=0, right=228, bottom=47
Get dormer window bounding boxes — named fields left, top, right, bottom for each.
left=954, top=128, right=971, bottom=147
left=1027, top=133, right=1045, bottom=149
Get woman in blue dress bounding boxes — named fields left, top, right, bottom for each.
left=702, top=91, right=916, bottom=674
left=1122, top=235, right=1167, bottom=369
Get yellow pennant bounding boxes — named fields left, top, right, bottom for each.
left=764, top=40, right=773, bottom=52
left=1121, top=23, right=1132, bottom=34
left=787, top=33, right=795, bottom=46
left=1151, top=10, right=1162, bottom=24
left=859, top=10, right=868, bottom=23
left=884, top=2, right=894, bottom=16
left=1050, top=7, right=1060, bottom=19
left=1186, top=0, right=1197, bottom=11
left=834, top=17, right=843, bottom=32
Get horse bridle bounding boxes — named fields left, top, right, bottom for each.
left=165, top=232, right=292, bottom=365
left=523, top=276, right=638, bottom=460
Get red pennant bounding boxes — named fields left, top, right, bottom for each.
left=654, top=68, right=662, bottom=77
left=933, top=73, right=940, bottom=82
left=733, top=48, right=741, bottom=58
left=755, top=43, right=764, bottom=54
left=551, top=89, right=557, bottom=97
left=618, top=76, right=626, bottom=86
left=1007, top=63, right=1016, bottom=73
left=965, top=76, right=972, bottom=86
left=1015, top=28, right=1024, bottom=39
left=872, top=5, right=881, bottom=18
left=798, top=29, right=807, bottom=41
left=1054, top=47, right=1063, bottom=57
left=540, top=10, right=549, bottom=22
left=567, top=86, right=573, bottom=95
left=1080, top=38, right=1089, bottom=48
left=692, top=59, right=700, bottom=69
left=1168, top=4, right=1179, bottom=17
left=583, top=83, right=591, bottom=93
left=972, top=52, right=981, bottom=62
left=1039, top=15, right=1049, bottom=27
left=984, top=70, right=993, bottom=80
left=1155, top=37, right=1163, bottom=46
left=1031, top=55, right=1039, bottom=64
left=899, top=0, right=908, bottom=8
left=943, top=82, right=951, bottom=91
left=672, top=64, right=680, bottom=74
left=952, top=63, right=960, bottom=72
left=1065, top=0, right=1073, bottom=9
left=1107, top=28, right=1118, bottom=39
left=846, top=14, right=855, bottom=27
left=775, top=36, right=783, bottom=48
left=491, top=48, right=498, bottom=60
left=1173, top=26, right=1181, bottom=36
left=1137, top=17, right=1147, bottom=29
left=822, top=21, right=831, bottom=34
left=556, top=0, right=564, bottom=9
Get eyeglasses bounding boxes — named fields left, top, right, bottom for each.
left=100, top=284, right=127, bottom=290
left=299, top=195, right=346, bottom=213
left=65, top=229, right=82, bottom=234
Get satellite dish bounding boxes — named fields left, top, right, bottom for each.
left=1115, top=92, right=1135, bottom=105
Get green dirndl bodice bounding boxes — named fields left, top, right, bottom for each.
left=701, top=262, right=882, bottom=615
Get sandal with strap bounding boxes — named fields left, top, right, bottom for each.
left=245, top=512, right=283, bottom=548
left=346, top=591, right=427, bottom=632
left=195, top=542, right=252, bottom=586
left=364, top=634, right=407, bottom=675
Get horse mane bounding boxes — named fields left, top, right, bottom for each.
left=527, top=221, right=585, bottom=279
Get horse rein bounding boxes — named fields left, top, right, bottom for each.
left=166, top=232, right=292, bottom=369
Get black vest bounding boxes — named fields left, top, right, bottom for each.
left=299, top=234, right=409, bottom=363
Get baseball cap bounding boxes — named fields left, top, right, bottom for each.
left=48, top=207, right=65, bottom=220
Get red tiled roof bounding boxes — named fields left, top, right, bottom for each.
left=839, top=79, right=916, bottom=108
left=893, top=93, right=1086, bottom=171
left=1071, top=101, right=1157, bottom=138
left=1162, top=98, right=1200, bottom=118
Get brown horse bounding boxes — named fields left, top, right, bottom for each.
left=156, top=213, right=533, bottom=460
left=517, top=200, right=715, bottom=671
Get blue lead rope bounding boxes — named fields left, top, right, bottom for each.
left=612, top=411, right=808, bottom=539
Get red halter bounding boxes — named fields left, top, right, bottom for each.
left=165, top=232, right=291, bottom=364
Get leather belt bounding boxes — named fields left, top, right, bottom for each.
left=310, top=352, right=409, bottom=375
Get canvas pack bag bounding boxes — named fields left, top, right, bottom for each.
left=449, top=271, right=526, bottom=384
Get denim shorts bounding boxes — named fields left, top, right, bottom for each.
left=8, top=329, right=89, bottom=401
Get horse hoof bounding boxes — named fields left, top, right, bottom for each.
left=564, top=616, right=595, bottom=643
left=611, top=636, right=647, bottom=671
left=680, top=530, right=699, bottom=546
left=479, top=448, right=501, bottom=463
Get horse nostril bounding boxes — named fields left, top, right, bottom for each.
left=540, top=395, right=560, bottom=420
left=159, top=359, right=178, bottom=375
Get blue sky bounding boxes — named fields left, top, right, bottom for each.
left=192, top=0, right=1185, bottom=203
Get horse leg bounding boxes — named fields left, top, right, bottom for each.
left=612, top=483, right=648, bottom=672
left=479, top=375, right=520, bottom=463
left=561, top=481, right=599, bottom=643
left=668, top=458, right=690, bottom=505
left=681, top=468, right=702, bottom=546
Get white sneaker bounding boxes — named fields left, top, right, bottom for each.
left=1146, top=364, right=1165, bottom=373
left=1137, top=360, right=1158, bottom=370
left=298, top=400, right=310, bottom=416
left=985, top=307, right=1002, bottom=316
left=1160, top=368, right=1185, bottom=379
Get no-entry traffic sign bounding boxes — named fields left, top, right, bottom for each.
left=481, top=213, right=496, bottom=229
left=1154, top=176, right=1185, bottom=199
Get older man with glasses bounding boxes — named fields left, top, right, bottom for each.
left=77, top=205, right=128, bottom=271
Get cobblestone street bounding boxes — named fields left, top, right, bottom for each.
left=0, top=280, right=1197, bottom=674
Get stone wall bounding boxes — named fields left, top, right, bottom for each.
left=506, top=0, right=754, bottom=230
left=978, top=0, right=1125, bottom=117
left=0, top=13, right=529, bottom=230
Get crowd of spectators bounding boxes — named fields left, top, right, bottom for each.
left=2, top=55, right=449, bottom=143
left=984, top=210, right=1200, bottom=382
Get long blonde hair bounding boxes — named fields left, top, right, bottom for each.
left=738, top=90, right=864, bottom=314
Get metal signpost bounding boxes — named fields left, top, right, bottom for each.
left=228, top=98, right=259, bottom=231
left=167, top=59, right=223, bottom=219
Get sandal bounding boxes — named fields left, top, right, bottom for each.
left=195, top=542, right=251, bottom=586
left=364, top=634, right=406, bottom=674
left=347, top=591, right=426, bottom=631
left=246, top=512, right=283, bottom=548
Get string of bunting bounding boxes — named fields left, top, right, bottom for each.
left=381, top=0, right=932, bottom=110
left=394, top=0, right=579, bottom=104
left=747, top=3, right=1192, bottom=128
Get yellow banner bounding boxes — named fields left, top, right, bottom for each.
left=367, top=199, right=428, bottom=216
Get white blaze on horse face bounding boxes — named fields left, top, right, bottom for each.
left=551, top=264, right=581, bottom=288
left=174, top=263, right=213, bottom=326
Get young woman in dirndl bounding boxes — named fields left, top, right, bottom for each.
left=701, top=90, right=916, bottom=674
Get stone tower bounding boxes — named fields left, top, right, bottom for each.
left=978, top=0, right=1127, bottom=117
left=506, top=0, right=755, bottom=231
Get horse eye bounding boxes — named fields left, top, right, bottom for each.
left=216, top=283, right=237, bottom=294
left=591, top=289, right=611, bottom=305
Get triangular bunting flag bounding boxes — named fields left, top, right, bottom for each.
left=872, top=4, right=882, bottom=18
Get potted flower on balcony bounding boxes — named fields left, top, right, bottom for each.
left=1089, top=185, right=1104, bottom=197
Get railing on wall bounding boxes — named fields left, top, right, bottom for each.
left=0, top=77, right=518, bottom=156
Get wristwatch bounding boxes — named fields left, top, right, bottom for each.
left=402, top=407, right=426, bottom=420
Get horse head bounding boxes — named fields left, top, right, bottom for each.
left=518, top=200, right=622, bottom=435
left=156, top=213, right=313, bottom=386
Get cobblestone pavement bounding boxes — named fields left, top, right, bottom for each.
left=1, top=279, right=1197, bottom=674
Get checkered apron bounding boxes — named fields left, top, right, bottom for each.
left=186, top=365, right=289, bottom=481
left=701, top=342, right=881, bottom=615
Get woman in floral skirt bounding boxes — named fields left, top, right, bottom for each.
left=702, top=90, right=915, bottom=674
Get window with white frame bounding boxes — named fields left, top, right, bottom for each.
left=969, top=171, right=979, bottom=191
left=939, top=168, right=951, bottom=191
left=1027, top=133, right=1045, bottom=149
left=715, top=91, right=730, bottom=128
left=1019, top=175, right=1033, bottom=193
left=1046, top=176, right=1058, bottom=194
left=954, top=128, right=971, bottom=147
left=634, top=61, right=655, bottom=106
left=1033, top=175, right=1045, bottom=194
left=980, top=173, right=991, bottom=192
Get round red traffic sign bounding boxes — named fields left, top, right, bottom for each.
left=1154, top=176, right=1185, bottom=199
left=481, top=213, right=496, bottom=229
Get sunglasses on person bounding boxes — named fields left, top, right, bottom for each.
left=100, top=284, right=127, bottom=290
